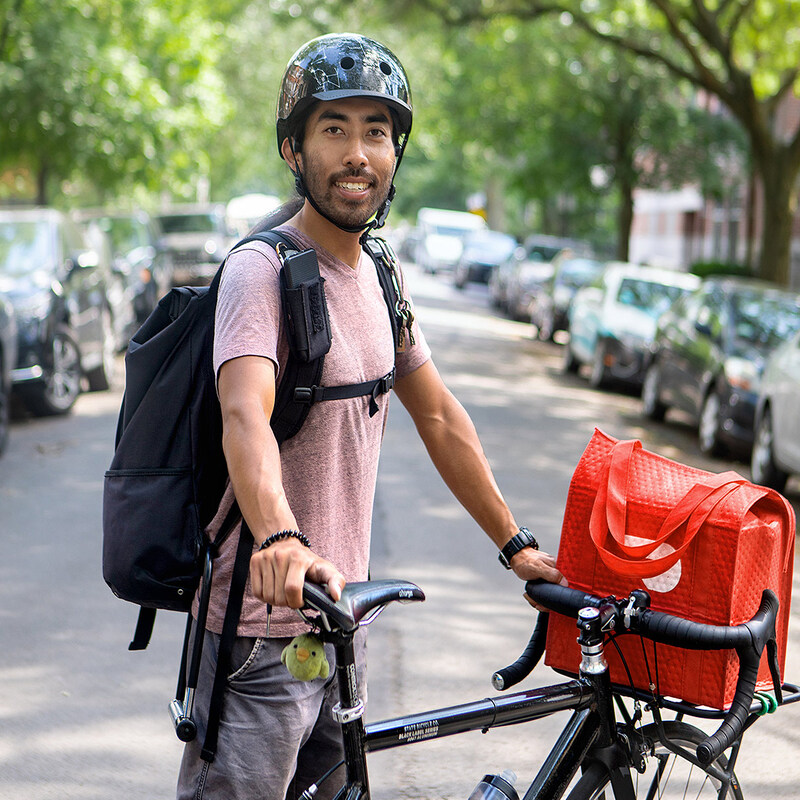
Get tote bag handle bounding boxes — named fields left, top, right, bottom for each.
left=588, top=438, right=759, bottom=578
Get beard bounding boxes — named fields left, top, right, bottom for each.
left=300, top=161, right=393, bottom=230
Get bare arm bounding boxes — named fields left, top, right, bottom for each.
left=218, top=355, right=346, bottom=607
left=393, top=360, right=563, bottom=585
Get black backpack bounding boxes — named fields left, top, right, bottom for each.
left=102, top=229, right=411, bottom=759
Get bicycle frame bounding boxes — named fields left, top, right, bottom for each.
left=325, top=619, right=742, bottom=800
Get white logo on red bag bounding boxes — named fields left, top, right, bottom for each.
left=625, top=536, right=681, bottom=593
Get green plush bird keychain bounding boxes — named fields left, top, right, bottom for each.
left=281, top=633, right=330, bottom=681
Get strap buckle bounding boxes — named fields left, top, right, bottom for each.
left=379, top=370, right=395, bottom=394
left=294, top=385, right=324, bottom=405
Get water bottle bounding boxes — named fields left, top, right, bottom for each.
left=467, top=769, right=520, bottom=800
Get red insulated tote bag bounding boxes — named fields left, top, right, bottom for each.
left=545, top=429, right=795, bottom=708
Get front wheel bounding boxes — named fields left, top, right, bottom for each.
left=641, top=363, right=667, bottom=421
left=21, top=326, right=82, bottom=416
left=566, top=720, right=744, bottom=800
left=699, top=390, right=726, bottom=457
left=751, top=407, right=789, bottom=491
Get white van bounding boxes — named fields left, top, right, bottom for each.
left=414, top=207, right=487, bottom=274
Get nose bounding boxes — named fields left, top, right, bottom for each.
left=343, top=137, right=368, bottom=169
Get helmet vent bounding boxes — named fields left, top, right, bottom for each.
left=380, top=61, right=393, bottom=76
left=340, top=56, right=355, bottom=70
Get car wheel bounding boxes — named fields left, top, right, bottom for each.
left=0, top=361, right=9, bottom=456
left=751, top=407, right=789, bottom=491
left=23, top=326, right=82, bottom=416
left=562, top=339, right=580, bottom=374
left=86, top=307, right=116, bottom=392
left=537, top=311, right=554, bottom=342
left=589, top=341, right=610, bottom=388
left=641, top=363, right=667, bottom=421
left=698, top=390, right=726, bottom=457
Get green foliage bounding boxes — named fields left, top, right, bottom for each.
left=690, top=261, right=755, bottom=279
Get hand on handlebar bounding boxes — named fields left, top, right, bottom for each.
left=250, top=539, right=347, bottom=608
left=509, top=547, right=567, bottom=612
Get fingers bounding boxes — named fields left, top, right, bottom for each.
left=511, top=548, right=565, bottom=585
left=249, top=540, right=346, bottom=609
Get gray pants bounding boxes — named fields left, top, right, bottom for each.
left=176, top=629, right=367, bottom=800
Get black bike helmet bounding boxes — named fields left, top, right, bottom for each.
left=276, top=33, right=413, bottom=157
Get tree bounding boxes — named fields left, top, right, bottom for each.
left=410, top=0, right=800, bottom=285
left=0, top=0, right=240, bottom=205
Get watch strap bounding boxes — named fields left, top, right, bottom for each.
left=498, top=527, right=539, bottom=569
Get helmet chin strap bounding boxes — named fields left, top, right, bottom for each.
left=289, top=137, right=408, bottom=242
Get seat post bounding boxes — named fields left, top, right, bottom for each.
left=330, top=632, right=370, bottom=793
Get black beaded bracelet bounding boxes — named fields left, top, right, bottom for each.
left=258, top=529, right=311, bottom=551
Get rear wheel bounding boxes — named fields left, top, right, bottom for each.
left=566, top=721, right=744, bottom=800
left=699, top=390, right=726, bottom=457
left=751, top=407, right=789, bottom=491
left=641, top=363, right=667, bottom=421
left=563, top=338, right=580, bottom=374
left=589, top=341, right=610, bottom=388
left=0, top=357, right=9, bottom=455
left=86, top=306, right=116, bottom=392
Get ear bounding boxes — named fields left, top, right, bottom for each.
left=280, top=136, right=301, bottom=168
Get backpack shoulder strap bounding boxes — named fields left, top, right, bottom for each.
left=362, top=235, right=415, bottom=351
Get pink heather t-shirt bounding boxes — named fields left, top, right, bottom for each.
left=200, top=225, right=431, bottom=638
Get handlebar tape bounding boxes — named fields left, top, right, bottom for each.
left=493, top=612, right=549, bottom=690
left=525, top=581, right=781, bottom=765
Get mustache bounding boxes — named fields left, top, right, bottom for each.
left=331, top=169, right=376, bottom=184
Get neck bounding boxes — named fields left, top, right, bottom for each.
left=288, top=202, right=366, bottom=268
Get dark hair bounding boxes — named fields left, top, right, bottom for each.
left=248, top=198, right=304, bottom=234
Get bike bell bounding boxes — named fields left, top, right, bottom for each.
left=467, top=769, right=520, bottom=800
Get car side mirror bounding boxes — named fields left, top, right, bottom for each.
left=694, top=320, right=713, bottom=338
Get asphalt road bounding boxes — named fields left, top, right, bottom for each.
left=0, top=264, right=798, bottom=799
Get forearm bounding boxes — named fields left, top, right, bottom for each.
left=413, top=391, right=517, bottom=547
left=221, top=399, right=297, bottom=545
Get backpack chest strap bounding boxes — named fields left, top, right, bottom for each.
left=294, top=368, right=395, bottom=417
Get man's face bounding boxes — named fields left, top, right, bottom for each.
left=287, top=97, right=397, bottom=229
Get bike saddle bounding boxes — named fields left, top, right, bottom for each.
left=302, top=579, right=425, bottom=633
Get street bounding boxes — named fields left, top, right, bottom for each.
left=1, top=264, right=798, bottom=799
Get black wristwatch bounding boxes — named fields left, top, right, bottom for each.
left=498, top=527, right=539, bottom=570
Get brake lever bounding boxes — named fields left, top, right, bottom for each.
left=766, top=638, right=784, bottom=705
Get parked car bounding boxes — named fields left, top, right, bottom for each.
left=156, top=204, right=235, bottom=286
left=414, top=207, right=487, bottom=274
left=452, top=229, right=517, bottom=288
left=641, top=277, right=800, bottom=458
left=0, top=207, right=116, bottom=415
left=74, top=208, right=172, bottom=337
left=564, top=262, right=700, bottom=389
left=0, top=292, right=17, bottom=454
left=531, top=255, right=606, bottom=341
left=505, top=259, right=556, bottom=322
left=751, top=329, right=800, bottom=491
left=489, top=234, right=589, bottom=315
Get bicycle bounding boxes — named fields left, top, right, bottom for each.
left=285, top=577, right=800, bottom=799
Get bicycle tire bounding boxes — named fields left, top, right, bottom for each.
left=565, top=720, right=744, bottom=800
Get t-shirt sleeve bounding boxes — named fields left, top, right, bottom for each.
left=214, top=244, right=284, bottom=382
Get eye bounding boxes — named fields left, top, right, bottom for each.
left=292, top=643, right=298, bottom=649
left=311, top=651, right=317, bottom=656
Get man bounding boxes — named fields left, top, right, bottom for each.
left=177, top=33, right=562, bottom=800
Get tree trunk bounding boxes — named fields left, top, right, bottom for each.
left=36, top=163, right=48, bottom=206
left=755, top=148, right=799, bottom=286
left=616, top=175, right=633, bottom=262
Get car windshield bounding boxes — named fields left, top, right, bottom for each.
left=159, top=213, right=221, bottom=234
left=558, top=259, right=605, bottom=289
left=731, top=291, right=800, bottom=347
left=462, top=233, right=516, bottom=264
left=0, top=221, right=55, bottom=277
left=615, top=277, right=687, bottom=316
left=431, top=224, right=478, bottom=238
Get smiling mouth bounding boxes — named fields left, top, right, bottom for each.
left=336, top=181, right=371, bottom=192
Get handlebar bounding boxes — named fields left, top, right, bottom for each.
left=495, top=581, right=784, bottom=765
